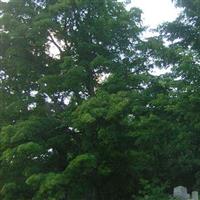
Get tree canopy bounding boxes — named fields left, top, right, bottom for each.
left=0, top=0, right=200, bottom=199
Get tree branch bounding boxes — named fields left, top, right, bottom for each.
left=48, top=31, right=63, bottom=54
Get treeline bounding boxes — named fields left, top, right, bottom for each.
left=0, top=0, right=200, bottom=199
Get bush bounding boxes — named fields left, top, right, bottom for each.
left=135, top=180, right=175, bottom=200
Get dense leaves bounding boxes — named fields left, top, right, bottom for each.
left=0, top=0, right=200, bottom=199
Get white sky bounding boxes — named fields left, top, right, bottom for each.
left=126, top=0, right=181, bottom=75
left=128, top=0, right=180, bottom=28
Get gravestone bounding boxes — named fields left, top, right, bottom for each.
left=173, top=186, right=190, bottom=200
left=192, top=191, right=198, bottom=200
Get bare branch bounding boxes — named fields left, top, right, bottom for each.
left=47, top=31, right=63, bottom=54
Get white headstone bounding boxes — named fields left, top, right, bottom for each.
left=173, top=186, right=189, bottom=200
left=192, top=191, right=198, bottom=200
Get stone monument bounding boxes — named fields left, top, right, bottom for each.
left=173, top=186, right=198, bottom=200
left=173, top=186, right=190, bottom=200
left=192, top=191, right=199, bottom=200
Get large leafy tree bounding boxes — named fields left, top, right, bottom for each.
left=0, top=0, right=153, bottom=199
left=1, top=0, right=200, bottom=199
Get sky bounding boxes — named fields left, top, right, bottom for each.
left=128, top=0, right=180, bottom=29
left=127, top=0, right=181, bottom=75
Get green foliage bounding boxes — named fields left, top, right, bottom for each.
left=1, top=0, right=200, bottom=199
left=135, top=180, right=175, bottom=200
left=64, top=154, right=97, bottom=182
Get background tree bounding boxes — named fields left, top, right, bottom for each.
left=158, top=0, right=200, bottom=190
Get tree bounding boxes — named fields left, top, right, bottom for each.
left=0, top=0, right=152, bottom=199
left=156, top=0, right=200, bottom=190
left=2, top=0, right=199, bottom=199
